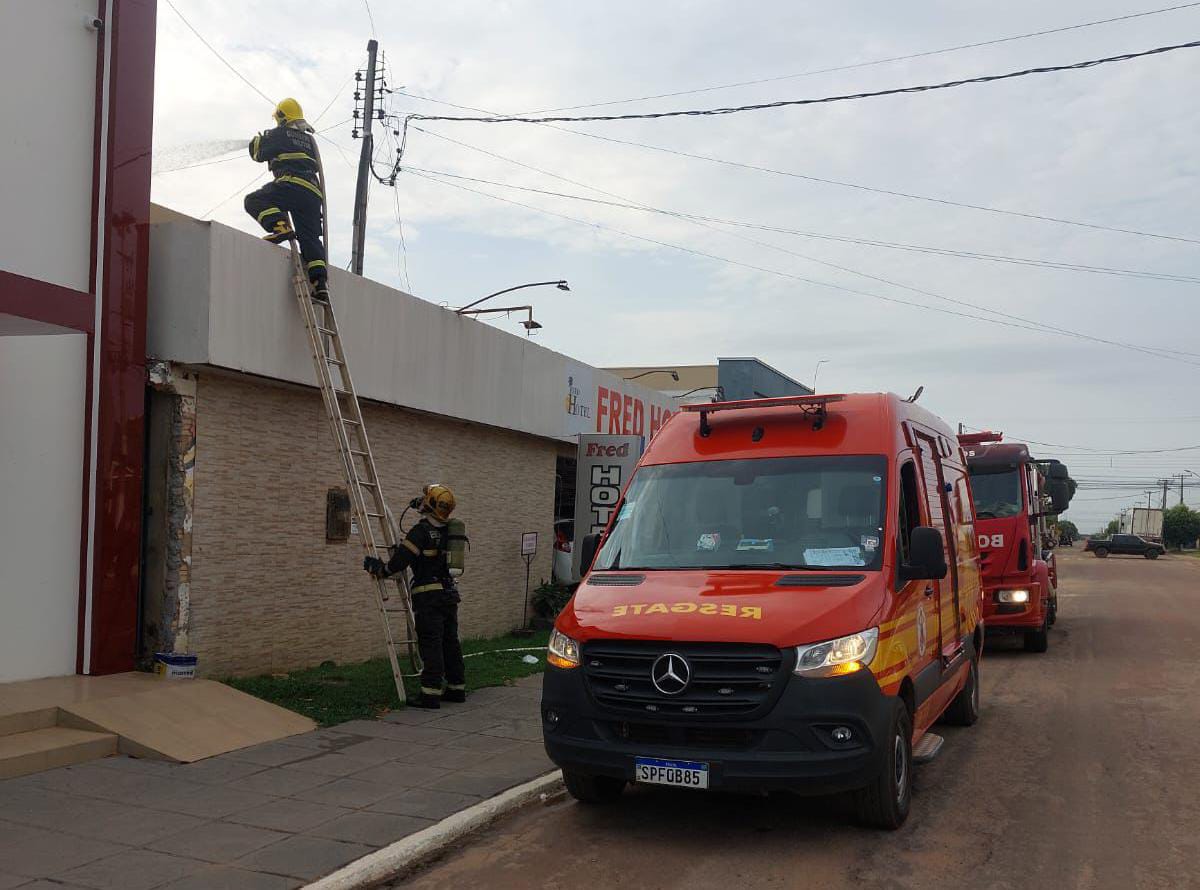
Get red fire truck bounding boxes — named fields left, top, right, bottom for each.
left=957, top=432, right=1073, bottom=653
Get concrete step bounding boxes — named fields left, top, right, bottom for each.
left=0, top=727, right=117, bottom=779
left=0, top=707, right=58, bottom=738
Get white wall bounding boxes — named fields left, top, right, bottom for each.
left=147, top=217, right=677, bottom=442
left=0, top=1, right=98, bottom=292
left=0, top=333, right=87, bottom=682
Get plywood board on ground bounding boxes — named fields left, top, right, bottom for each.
left=58, top=679, right=315, bottom=762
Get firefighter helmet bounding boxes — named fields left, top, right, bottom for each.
left=273, top=97, right=304, bottom=125
left=419, top=484, right=456, bottom=522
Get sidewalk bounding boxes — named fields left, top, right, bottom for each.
left=0, top=676, right=550, bottom=889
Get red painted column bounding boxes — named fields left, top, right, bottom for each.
left=83, top=0, right=157, bottom=674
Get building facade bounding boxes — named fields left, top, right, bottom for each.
left=0, top=0, right=155, bottom=681
left=143, top=211, right=676, bottom=677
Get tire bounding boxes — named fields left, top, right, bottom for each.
left=853, top=699, right=912, bottom=830
left=562, top=769, right=626, bottom=804
left=1145, top=549, right=1160, bottom=560
left=1024, top=617, right=1049, bottom=653
left=1093, top=548, right=1109, bottom=558
left=1047, top=595, right=1058, bottom=627
left=942, top=656, right=981, bottom=727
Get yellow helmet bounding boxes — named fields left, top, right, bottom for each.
left=273, top=97, right=304, bottom=125
left=420, top=483, right=456, bottom=522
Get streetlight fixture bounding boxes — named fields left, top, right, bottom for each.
left=673, top=385, right=725, bottom=402
left=811, top=359, right=830, bottom=393
left=456, top=280, right=569, bottom=315
left=624, top=369, right=680, bottom=382
left=457, top=305, right=542, bottom=336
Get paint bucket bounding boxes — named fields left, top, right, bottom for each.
left=154, top=652, right=198, bottom=679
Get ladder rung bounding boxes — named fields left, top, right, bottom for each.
left=317, top=326, right=337, bottom=336
left=334, top=389, right=353, bottom=397
left=349, top=449, right=369, bottom=457
left=358, top=481, right=378, bottom=488
left=343, top=418, right=362, bottom=426
left=325, top=357, right=345, bottom=366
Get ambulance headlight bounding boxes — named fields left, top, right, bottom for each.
left=997, top=589, right=1030, bottom=604
left=795, top=628, right=878, bottom=678
left=547, top=629, right=582, bottom=669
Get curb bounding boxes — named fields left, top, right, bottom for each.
left=304, top=770, right=564, bottom=889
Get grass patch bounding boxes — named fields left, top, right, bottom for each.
left=226, top=630, right=549, bottom=726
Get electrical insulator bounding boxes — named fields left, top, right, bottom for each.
left=352, top=129, right=359, bottom=139
left=355, top=71, right=362, bottom=81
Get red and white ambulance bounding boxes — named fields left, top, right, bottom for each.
left=542, top=393, right=984, bottom=828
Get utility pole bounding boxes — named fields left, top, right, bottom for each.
left=1161, top=478, right=1170, bottom=511
left=350, top=39, right=379, bottom=276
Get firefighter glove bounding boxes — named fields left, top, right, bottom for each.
left=363, top=556, right=388, bottom=578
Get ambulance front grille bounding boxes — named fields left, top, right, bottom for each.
left=581, top=640, right=786, bottom=718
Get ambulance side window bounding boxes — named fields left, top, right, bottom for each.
left=896, top=460, right=921, bottom=564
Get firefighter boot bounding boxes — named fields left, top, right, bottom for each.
left=263, top=220, right=297, bottom=244
left=442, top=687, right=467, bottom=704
left=311, top=280, right=330, bottom=303
left=411, top=691, right=441, bottom=710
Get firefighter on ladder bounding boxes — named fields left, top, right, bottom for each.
left=243, top=98, right=330, bottom=301
left=363, top=485, right=467, bottom=709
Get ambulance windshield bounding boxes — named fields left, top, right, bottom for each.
left=968, top=465, right=1023, bottom=519
left=593, top=456, right=887, bottom=572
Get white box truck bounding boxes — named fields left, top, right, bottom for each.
left=1120, top=507, right=1164, bottom=541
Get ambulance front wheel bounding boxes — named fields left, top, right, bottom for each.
left=852, top=699, right=912, bottom=830
left=1024, top=618, right=1049, bottom=653
left=563, top=769, right=626, bottom=804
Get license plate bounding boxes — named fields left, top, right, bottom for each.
left=635, top=757, right=709, bottom=789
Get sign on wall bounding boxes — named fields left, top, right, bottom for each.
left=572, top=434, right=645, bottom=578
left=562, top=361, right=676, bottom=440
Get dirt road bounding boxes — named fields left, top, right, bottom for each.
left=397, top=550, right=1200, bottom=890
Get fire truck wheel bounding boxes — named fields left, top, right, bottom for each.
left=853, top=699, right=912, bottom=830
left=942, top=656, right=980, bottom=727
left=562, top=770, right=626, bottom=804
left=1024, top=618, right=1049, bottom=653
left=1093, top=547, right=1109, bottom=558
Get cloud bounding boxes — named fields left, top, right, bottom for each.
left=150, top=0, right=1200, bottom=500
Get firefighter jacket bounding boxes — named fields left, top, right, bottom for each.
left=248, top=123, right=322, bottom=196
left=384, top=518, right=459, bottom=600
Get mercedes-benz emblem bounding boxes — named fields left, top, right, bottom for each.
left=651, top=653, right=691, bottom=695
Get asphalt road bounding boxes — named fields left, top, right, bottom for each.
left=397, top=550, right=1200, bottom=890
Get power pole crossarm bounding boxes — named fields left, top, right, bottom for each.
left=350, top=39, right=379, bottom=277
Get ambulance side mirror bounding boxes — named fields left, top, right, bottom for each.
left=579, top=533, right=602, bottom=575
left=900, top=526, right=948, bottom=582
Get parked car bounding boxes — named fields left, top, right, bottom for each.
left=552, top=519, right=578, bottom=585
left=1084, top=534, right=1165, bottom=559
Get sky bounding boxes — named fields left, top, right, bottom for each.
left=150, top=1, right=1200, bottom=531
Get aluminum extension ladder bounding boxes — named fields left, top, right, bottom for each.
left=287, top=241, right=420, bottom=705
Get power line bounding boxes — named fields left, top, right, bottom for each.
left=398, top=92, right=1200, bottom=247
left=403, top=147, right=1200, bottom=288
left=398, top=132, right=1200, bottom=362
left=163, top=0, right=273, bottom=105
left=402, top=39, right=1200, bottom=130
left=362, top=0, right=377, bottom=38
left=407, top=169, right=1200, bottom=368
left=408, top=164, right=1200, bottom=364
left=522, top=3, right=1200, bottom=114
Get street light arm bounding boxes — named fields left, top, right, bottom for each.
left=456, top=280, right=569, bottom=314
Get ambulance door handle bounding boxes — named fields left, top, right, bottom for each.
left=923, top=586, right=934, bottom=597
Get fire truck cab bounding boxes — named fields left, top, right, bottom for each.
left=541, top=393, right=984, bottom=829
left=958, top=432, right=1073, bottom=653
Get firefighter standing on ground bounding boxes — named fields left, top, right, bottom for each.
left=243, top=98, right=329, bottom=301
left=363, top=485, right=466, bottom=709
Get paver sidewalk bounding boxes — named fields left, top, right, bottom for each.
left=0, top=676, right=551, bottom=889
